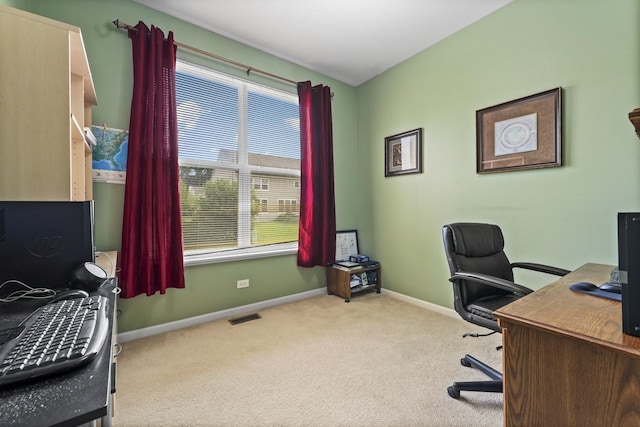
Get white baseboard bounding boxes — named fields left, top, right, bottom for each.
left=117, top=288, right=326, bottom=343
left=382, top=289, right=458, bottom=319
left=117, top=287, right=456, bottom=343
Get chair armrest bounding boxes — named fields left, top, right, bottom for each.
left=511, top=262, right=570, bottom=277
left=449, top=271, right=534, bottom=297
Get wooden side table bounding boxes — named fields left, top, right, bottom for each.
left=326, top=264, right=381, bottom=302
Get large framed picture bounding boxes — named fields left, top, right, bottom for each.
left=384, top=128, right=423, bottom=177
left=476, top=87, right=562, bottom=174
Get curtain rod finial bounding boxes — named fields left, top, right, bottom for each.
left=113, top=19, right=129, bottom=30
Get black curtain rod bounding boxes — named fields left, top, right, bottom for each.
left=112, top=19, right=298, bottom=86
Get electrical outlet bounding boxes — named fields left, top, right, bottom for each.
left=236, top=279, right=250, bottom=289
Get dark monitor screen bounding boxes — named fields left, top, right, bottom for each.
left=0, top=201, right=95, bottom=292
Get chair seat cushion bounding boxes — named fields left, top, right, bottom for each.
left=467, top=294, right=520, bottom=320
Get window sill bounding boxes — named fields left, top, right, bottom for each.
left=184, top=243, right=298, bottom=266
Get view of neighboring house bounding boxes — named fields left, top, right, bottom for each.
left=179, top=148, right=300, bottom=250
left=212, top=148, right=301, bottom=219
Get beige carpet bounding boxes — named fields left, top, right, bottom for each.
left=112, top=292, right=503, bottom=426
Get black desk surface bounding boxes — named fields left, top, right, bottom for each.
left=0, top=280, right=117, bottom=427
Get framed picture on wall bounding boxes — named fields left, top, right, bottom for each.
left=476, top=87, right=562, bottom=174
left=384, top=128, right=423, bottom=177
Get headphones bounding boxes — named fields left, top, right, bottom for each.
left=70, top=262, right=108, bottom=291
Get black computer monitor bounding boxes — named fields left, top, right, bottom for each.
left=619, top=212, right=640, bottom=337
left=0, top=201, right=95, bottom=293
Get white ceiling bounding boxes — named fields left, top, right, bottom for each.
left=134, top=0, right=513, bottom=87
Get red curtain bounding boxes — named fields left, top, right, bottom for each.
left=297, top=81, right=336, bottom=267
left=119, top=22, right=185, bottom=298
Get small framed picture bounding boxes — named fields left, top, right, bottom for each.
left=384, top=128, right=423, bottom=177
left=335, top=230, right=359, bottom=262
left=476, top=87, right=562, bottom=174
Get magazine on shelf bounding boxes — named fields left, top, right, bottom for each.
left=333, top=261, right=363, bottom=271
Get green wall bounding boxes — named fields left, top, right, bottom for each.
left=4, top=0, right=639, bottom=333
left=357, top=0, right=640, bottom=308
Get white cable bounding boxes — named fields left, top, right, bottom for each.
left=0, top=280, right=56, bottom=303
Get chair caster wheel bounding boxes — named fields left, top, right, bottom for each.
left=461, top=357, right=472, bottom=367
left=447, top=385, right=460, bottom=399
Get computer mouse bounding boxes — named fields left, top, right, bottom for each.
left=48, top=289, right=90, bottom=304
left=599, top=282, right=622, bottom=294
left=570, top=282, right=598, bottom=292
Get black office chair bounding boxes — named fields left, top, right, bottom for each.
left=442, top=223, right=570, bottom=399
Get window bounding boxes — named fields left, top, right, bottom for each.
left=252, top=177, right=269, bottom=191
left=176, top=61, right=300, bottom=264
left=279, top=199, right=298, bottom=213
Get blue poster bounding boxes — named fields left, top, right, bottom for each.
left=91, top=125, right=128, bottom=184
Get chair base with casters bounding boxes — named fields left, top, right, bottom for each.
left=447, top=354, right=503, bottom=399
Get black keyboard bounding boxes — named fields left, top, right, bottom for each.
left=0, top=296, right=109, bottom=387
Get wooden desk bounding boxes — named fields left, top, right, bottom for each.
left=494, top=263, right=640, bottom=426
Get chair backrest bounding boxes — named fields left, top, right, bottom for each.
left=442, top=223, right=514, bottom=329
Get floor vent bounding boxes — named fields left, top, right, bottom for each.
left=228, top=313, right=262, bottom=325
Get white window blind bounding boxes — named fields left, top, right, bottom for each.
left=176, top=61, right=300, bottom=263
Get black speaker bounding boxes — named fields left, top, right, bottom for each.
left=70, top=262, right=108, bottom=292
left=618, top=212, right=640, bottom=336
